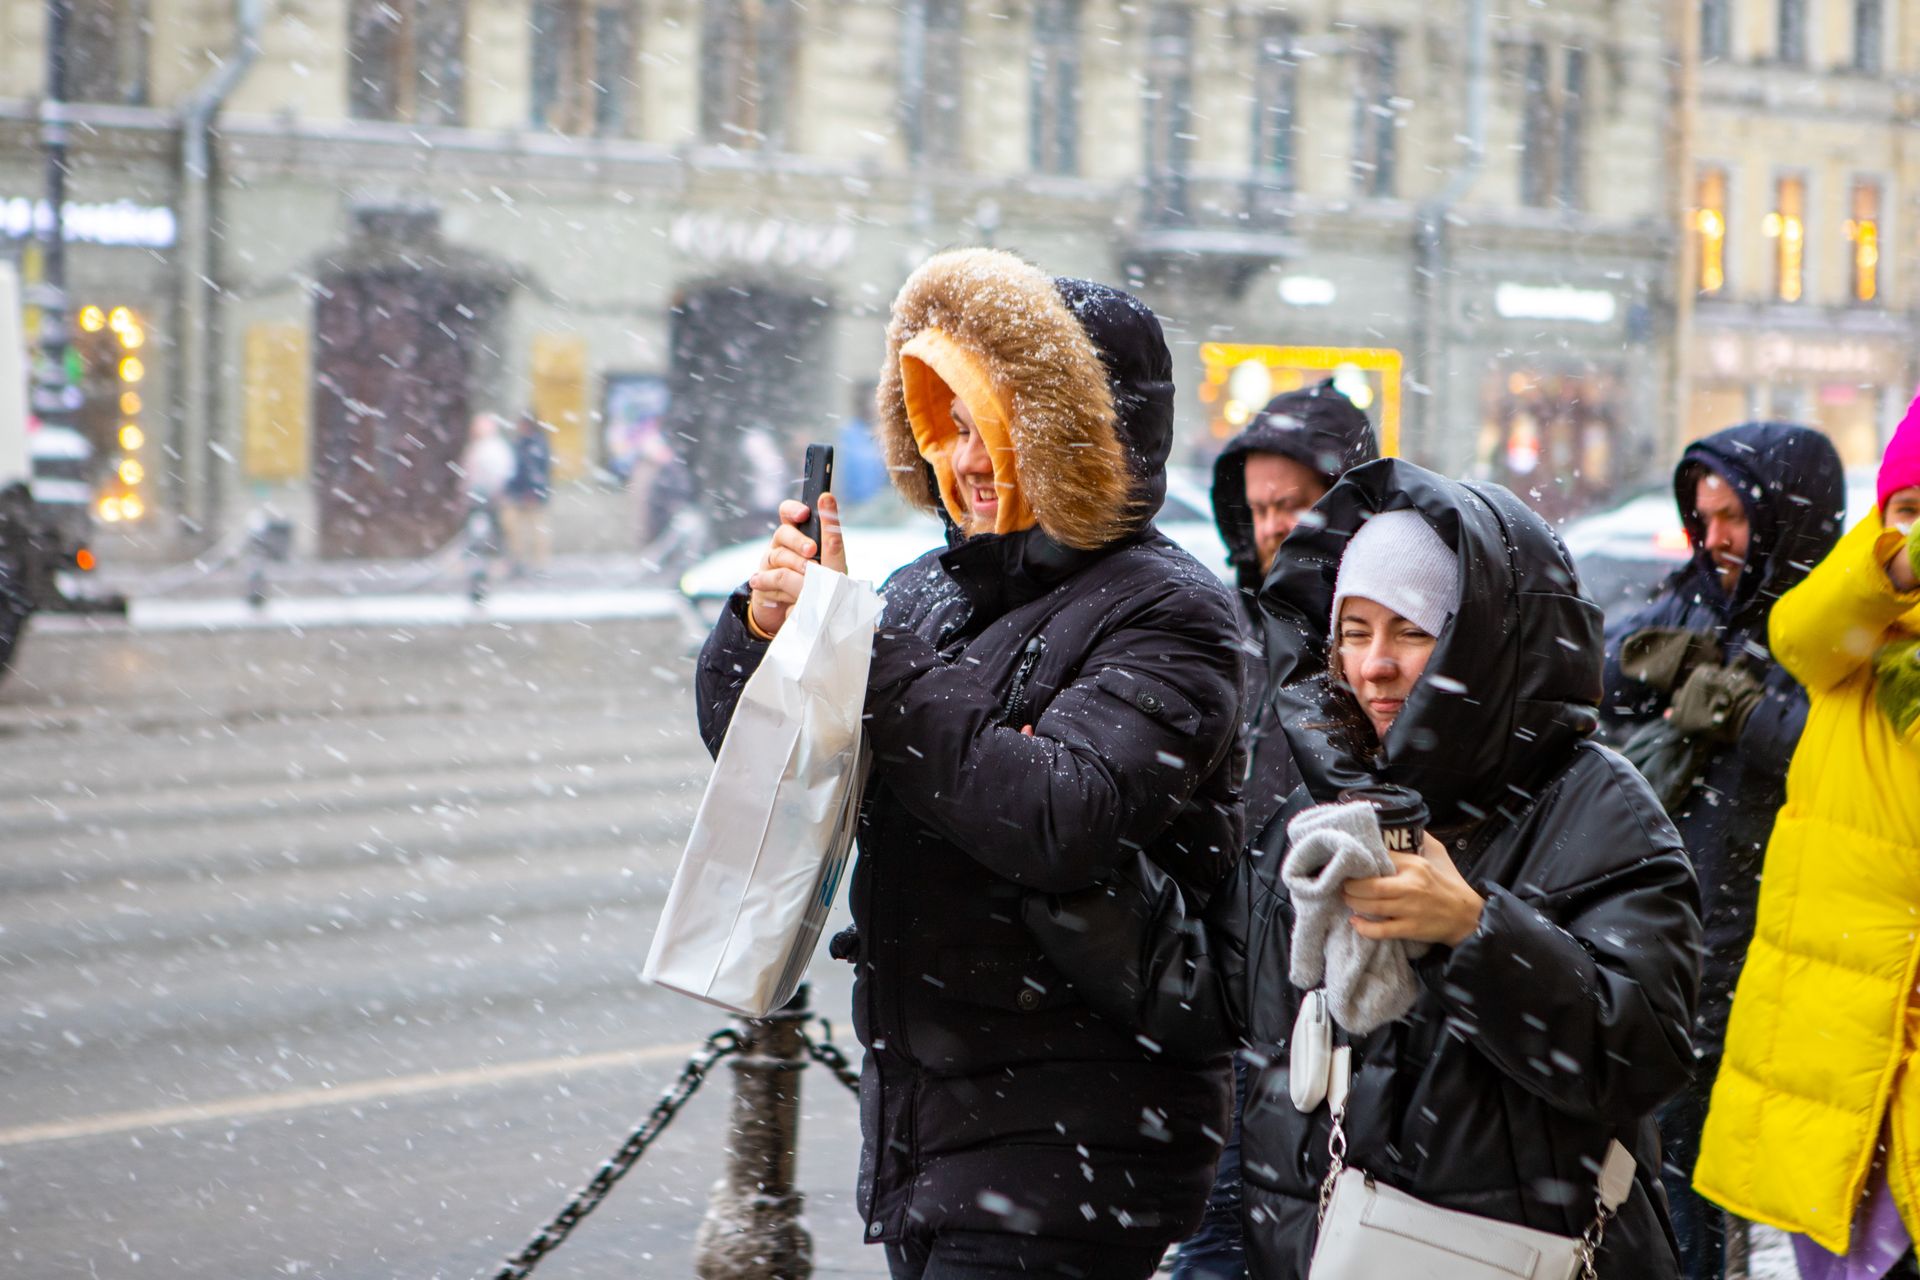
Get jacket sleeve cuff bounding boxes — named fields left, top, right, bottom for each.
left=1432, top=887, right=1567, bottom=1029
left=865, top=624, right=942, bottom=699
left=716, top=587, right=771, bottom=656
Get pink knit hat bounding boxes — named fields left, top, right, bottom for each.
left=1882, top=394, right=1920, bottom=513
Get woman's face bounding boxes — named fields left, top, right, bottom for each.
left=1886, top=485, right=1920, bottom=533
left=1337, top=596, right=1438, bottom=741
left=949, top=395, right=1001, bottom=533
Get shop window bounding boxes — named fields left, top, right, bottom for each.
left=1143, top=4, right=1194, bottom=216
left=1029, top=0, right=1082, bottom=175
left=1701, top=0, right=1731, bottom=61
left=530, top=0, right=638, bottom=135
left=1350, top=29, right=1398, bottom=198
left=1765, top=175, right=1807, bottom=302
left=1251, top=17, right=1297, bottom=189
left=699, top=0, right=799, bottom=149
left=67, top=0, right=149, bottom=104
left=347, top=0, right=467, bottom=125
left=1855, top=0, right=1884, bottom=72
left=1478, top=367, right=1625, bottom=525
left=1847, top=180, right=1881, bottom=304
left=901, top=0, right=966, bottom=168
left=1778, top=0, right=1808, bottom=64
left=1695, top=167, right=1729, bottom=295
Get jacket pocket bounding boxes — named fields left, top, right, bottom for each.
left=932, top=945, right=1077, bottom=1014
left=1085, top=666, right=1205, bottom=735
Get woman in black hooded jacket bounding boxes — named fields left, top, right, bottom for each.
left=696, top=249, right=1246, bottom=1279
left=1030, top=459, right=1702, bottom=1278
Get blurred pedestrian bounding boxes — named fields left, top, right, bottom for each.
left=696, top=248, right=1246, bottom=1280
left=1172, top=378, right=1377, bottom=1280
left=835, top=396, right=889, bottom=507
left=1598, top=421, right=1845, bottom=1280
left=502, top=411, right=553, bottom=576
left=1694, top=406, right=1920, bottom=1280
left=460, top=411, right=515, bottom=549
left=1030, top=458, right=1702, bottom=1278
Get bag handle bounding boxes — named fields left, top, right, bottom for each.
left=1312, top=1042, right=1635, bottom=1280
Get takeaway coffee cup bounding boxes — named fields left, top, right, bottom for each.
left=1338, top=785, right=1430, bottom=856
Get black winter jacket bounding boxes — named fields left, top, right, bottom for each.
left=1598, top=423, right=1843, bottom=1055
left=696, top=258, right=1246, bottom=1251
left=1029, top=460, right=1703, bottom=1278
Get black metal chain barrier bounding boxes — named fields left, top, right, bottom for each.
left=800, top=1018, right=862, bottom=1094
left=489, top=1027, right=741, bottom=1280
left=486, top=1009, right=865, bottom=1279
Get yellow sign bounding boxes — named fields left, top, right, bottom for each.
left=1197, top=343, right=1403, bottom=457
left=243, top=324, right=310, bottom=481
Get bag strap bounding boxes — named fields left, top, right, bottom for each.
left=1313, top=1043, right=1636, bottom=1280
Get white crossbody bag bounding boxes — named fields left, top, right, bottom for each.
left=1294, top=990, right=1637, bottom=1280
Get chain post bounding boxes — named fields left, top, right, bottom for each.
left=692, top=984, right=815, bottom=1280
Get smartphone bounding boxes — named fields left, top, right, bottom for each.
left=798, top=443, right=834, bottom=561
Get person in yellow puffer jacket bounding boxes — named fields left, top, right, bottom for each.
left=1694, top=406, right=1920, bottom=1280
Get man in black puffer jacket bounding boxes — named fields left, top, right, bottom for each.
left=696, top=248, right=1246, bottom=1280
left=1028, top=459, right=1703, bottom=1277
left=1598, top=422, right=1844, bottom=1280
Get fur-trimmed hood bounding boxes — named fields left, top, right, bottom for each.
left=876, top=248, right=1175, bottom=550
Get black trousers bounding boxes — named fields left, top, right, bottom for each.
left=885, top=1229, right=1165, bottom=1280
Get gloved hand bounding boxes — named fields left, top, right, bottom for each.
left=1907, top=522, right=1920, bottom=584
left=1620, top=627, right=1721, bottom=693
left=1667, top=662, right=1763, bottom=743
left=1873, top=636, right=1920, bottom=738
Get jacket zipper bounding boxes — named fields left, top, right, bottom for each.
left=1001, top=636, right=1046, bottom=727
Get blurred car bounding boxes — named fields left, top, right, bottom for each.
left=1562, top=468, right=1879, bottom=626
left=679, top=466, right=1233, bottom=619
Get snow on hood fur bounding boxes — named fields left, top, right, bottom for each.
left=876, top=248, right=1166, bottom=551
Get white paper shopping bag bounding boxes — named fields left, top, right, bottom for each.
left=644, top=565, right=880, bottom=1016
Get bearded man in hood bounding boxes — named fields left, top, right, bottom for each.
left=697, top=249, right=1247, bottom=1280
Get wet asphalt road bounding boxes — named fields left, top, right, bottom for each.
left=0, top=614, right=881, bottom=1279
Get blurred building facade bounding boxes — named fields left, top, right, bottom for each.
left=0, top=0, right=1684, bottom=553
left=1679, top=0, right=1917, bottom=469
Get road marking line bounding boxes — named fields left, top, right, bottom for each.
left=0, top=1041, right=700, bottom=1149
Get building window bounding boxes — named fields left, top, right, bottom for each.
left=1701, top=0, right=1731, bottom=60
left=348, top=0, right=468, bottom=125
left=1519, top=46, right=1586, bottom=210
left=1847, top=180, right=1882, bottom=303
left=699, top=0, right=799, bottom=149
left=1765, top=174, right=1807, bottom=302
left=531, top=0, right=638, bottom=135
left=1351, top=30, right=1398, bottom=197
left=1143, top=3, right=1194, bottom=205
left=1251, top=17, right=1297, bottom=188
left=1559, top=49, right=1586, bottom=209
left=1029, top=0, right=1081, bottom=175
left=1855, top=0, right=1884, bottom=72
left=1695, top=167, right=1729, bottom=295
left=1520, top=45, right=1553, bottom=208
left=901, top=0, right=966, bottom=167
left=67, top=0, right=150, bottom=104
left=1778, top=0, right=1808, bottom=64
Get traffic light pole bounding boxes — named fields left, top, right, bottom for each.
left=30, top=0, right=76, bottom=440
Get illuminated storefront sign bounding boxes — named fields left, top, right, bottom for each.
left=0, top=198, right=177, bottom=249
left=1198, top=343, right=1404, bottom=455
left=1493, top=283, right=1618, bottom=324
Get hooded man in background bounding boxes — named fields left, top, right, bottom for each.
left=1599, top=421, right=1846, bottom=1280
left=1170, top=379, right=1377, bottom=1280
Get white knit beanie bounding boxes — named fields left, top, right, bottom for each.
left=1331, top=508, right=1460, bottom=639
